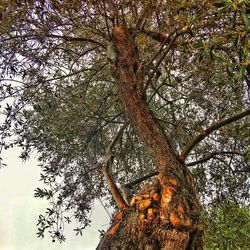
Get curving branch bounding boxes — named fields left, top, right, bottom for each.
left=186, top=151, right=244, bottom=166
left=180, top=108, right=250, bottom=160
left=105, top=123, right=128, bottom=155
left=101, top=123, right=128, bottom=210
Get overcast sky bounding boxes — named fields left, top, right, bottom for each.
left=0, top=147, right=110, bottom=250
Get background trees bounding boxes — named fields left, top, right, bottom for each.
left=0, top=0, right=249, bottom=246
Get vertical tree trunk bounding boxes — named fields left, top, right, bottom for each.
left=97, top=26, right=204, bottom=250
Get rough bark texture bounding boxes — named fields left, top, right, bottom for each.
left=97, top=26, right=204, bottom=250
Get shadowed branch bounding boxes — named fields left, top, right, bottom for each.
left=180, top=109, right=250, bottom=160
left=101, top=123, right=128, bottom=210
left=125, top=150, right=245, bottom=186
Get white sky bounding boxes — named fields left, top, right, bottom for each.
left=0, top=147, right=110, bottom=250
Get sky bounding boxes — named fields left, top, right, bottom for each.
left=0, top=147, right=110, bottom=250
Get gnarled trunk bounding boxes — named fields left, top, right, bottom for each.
left=97, top=26, right=204, bottom=250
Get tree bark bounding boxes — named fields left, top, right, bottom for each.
left=97, top=26, right=203, bottom=250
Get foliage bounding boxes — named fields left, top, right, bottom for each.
left=205, top=202, right=250, bottom=250
left=0, top=0, right=249, bottom=242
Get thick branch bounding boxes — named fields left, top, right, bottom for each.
left=126, top=171, right=158, bottom=187
left=101, top=166, right=128, bottom=210
left=101, top=124, right=128, bottom=210
left=180, top=109, right=250, bottom=160
left=106, top=123, right=128, bottom=155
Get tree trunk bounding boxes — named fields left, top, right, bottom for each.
left=97, top=26, right=204, bottom=250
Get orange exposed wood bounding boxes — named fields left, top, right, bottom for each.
left=147, top=208, right=156, bottom=220
left=152, top=193, right=160, bottom=201
left=162, top=186, right=176, bottom=204
left=178, top=205, right=185, bottom=214
left=138, top=199, right=151, bottom=210
left=114, top=211, right=123, bottom=221
left=139, top=214, right=145, bottom=220
left=107, top=222, right=120, bottom=236
left=169, top=212, right=191, bottom=229
left=130, top=197, right=137, bottom=206
left=169, top=178, right=177, bottom=186
left=148, top=208, right=154, bottom=214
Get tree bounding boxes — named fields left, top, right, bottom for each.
left=0, top=0, right=249, bottom=249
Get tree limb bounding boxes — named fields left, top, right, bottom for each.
left=102, top=0, right=112, bottom=40
left=105, top=123, right=128, bottom=155
left=143, top=32, right=179, bottom=94
left=180, top=109, right=250, bottom=160
left=143, top=27, right=191, bottom=94
left=186, top=151, right=244, bottom=166
left=125, top=171, right=158, bottom=187
left=101, top=123, right=128, bottom=210
left=125, top=151, right=245, bottom=186
left=145, top=30, right=176, bottom=72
